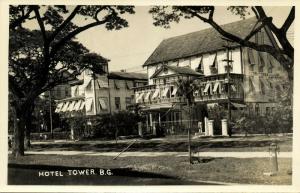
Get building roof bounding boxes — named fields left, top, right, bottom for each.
left=108, top=71, right=147, bottom=81
left=144, top=17, right=261, bottom=66
left=150, top=65, right=203, bottom=79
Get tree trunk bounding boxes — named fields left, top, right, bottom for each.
left=12, top=100, right=35, bottom=157
left=12, top=107, right=26, bottom=157
left=24, top=113, right=33, bottom=149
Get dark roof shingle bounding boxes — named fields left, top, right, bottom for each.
left=108, top=71, right=147, bottom=80
left=151, top=65, right=203, bottom=78
left=144, top=17, right=262, bottom=66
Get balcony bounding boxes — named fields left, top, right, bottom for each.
left=134, top=73, right=244, bottom=106
left=134, top=84, right=186, bottom=106
left=193, top=73, right=244, bottom=103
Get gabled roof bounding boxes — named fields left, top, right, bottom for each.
left=108, top=71, right=147, bottom=80
left=150, top=65, right=203, bottom=79
left=144, top=17, right=267, bottom=66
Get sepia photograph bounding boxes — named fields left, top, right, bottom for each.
left=2, top=1, right=297, bottom=189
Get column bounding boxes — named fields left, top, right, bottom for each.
left=208, top=120, right=214, bottom=136
left=204, top=117, right=209, bottom=136
left=221, top=119, right=229, bottom=136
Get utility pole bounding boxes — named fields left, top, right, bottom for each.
left=222, top=38, right=234, bottom=134
left=49, top=90, right=53, bottom=139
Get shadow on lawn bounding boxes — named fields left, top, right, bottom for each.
left=31, top=139, right=284, bottom=152
left=8, top=163, right=181, bottom=185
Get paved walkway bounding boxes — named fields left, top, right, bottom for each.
left=21, top=150, right=292, bottom=158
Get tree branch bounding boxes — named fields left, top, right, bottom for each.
left=254, top=6, right=279, bottom=34
left=9, top=6, right=34, bottom=30
left=251, top=6, right=259, bottom=19
left=48, top=6, right=81, bottom=42
left=244, top=22, right=266, bottom=41
left=281, top=6, right=294, bottom=34
left=32, top=6, right=47, bottom=42
left=50, top=19, right=108, bottom=57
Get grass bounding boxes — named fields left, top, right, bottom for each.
left=29, top=135, right=292, bottom=152
left=8, top=154, right=292, bottom=185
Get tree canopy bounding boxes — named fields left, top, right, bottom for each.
left=9, top=5, right=135, bottom=157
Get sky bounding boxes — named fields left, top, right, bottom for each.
left=24, top=6, right=294, bottom=73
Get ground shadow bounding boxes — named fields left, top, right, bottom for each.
left=8, top=163, right=216, bottom=185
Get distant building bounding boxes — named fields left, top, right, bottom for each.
left=134, top=17, right=290, bottom=135
left=54, top=66, right=147, bottom=117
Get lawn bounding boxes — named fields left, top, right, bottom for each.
left=8, top=154, right=292, bottom=185
left=29, top=135, right=292, bottom=152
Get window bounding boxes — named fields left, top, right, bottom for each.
left=115, top=97, right=121, bottom=110
left=125, top=97, right=131, bottom=109
left=259, top=78, right=265, bottom=95
left=266, top=107, right=270, bottom=115
left=57, top=87, right=61, bottom=98
left=210, top=54, right=218, bottom=74
left=126, top=97, right=131, bottom=104
left=196, top=56, right=204, bottom=73
left=248, top=49, right=255, bottom=71
left=133, top=82, right=137, bottom=87
left=267, top=54, right=274, bottom=73
left=114, top=80, right=120, bottom=89
left=255, top=103, right=260, bottom=115
left=98, top=97, right=108, bottom=111
left=125, top=81, right=131, bottom=89
left=258, top=52, right=265, bottom=72
left=65, top=89, right=69, bottom=97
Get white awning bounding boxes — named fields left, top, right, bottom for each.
left=82, top=77, right=92, bottom=89
left=79, top=101, right=85, bottom=110
left=203, top=83, right=211, bottom=95
left=137, top=92, right=145, bottom=101
left=248, top=49, right=255, bottom=65
left=67, top=101, right=76, bottom=112
left=61, top=102, right=70, bottom=112
left=258, top=52, right=266, bottom=67
left=213, top=81, right=221, bottom=93
left=144, top=91, right=152, bottom=101
left=125, top=81, right=131, bottom=89
left=55, top=103, right=64, bottom=113
left=72, top=86, right=79, bottom=96
left=171, top=87, right=178, bottom=96
left=97, top=79, right=109, bottom=88
left=73, top=100, right=82, bottom=111
left=151, top=89, right=160, bottom=100
left=252, top=77, right=260, bottom=92
left=248, top=77, right=255, bottom=93
left=98, top=98, right=107, bottom=110
left=85, top=98, right=93, bottom=112
left=162, top=87, right=169, bottom=97
left=114, top=80, right=120, bottom=89
left=260, top=78, right=271, bottom=90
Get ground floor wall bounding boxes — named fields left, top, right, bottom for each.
left=142, top=101, right=285, bottom=136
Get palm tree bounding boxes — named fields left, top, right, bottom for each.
left=176, top=77, right=200, bottom=164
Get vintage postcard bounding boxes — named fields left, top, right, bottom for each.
left=0, top=0, right=299, bottom=192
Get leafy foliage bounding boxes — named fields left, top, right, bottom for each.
left=9, top=5, right=135, bottom=156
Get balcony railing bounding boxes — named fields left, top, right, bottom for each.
left=134, top=73, right=244, bottom=105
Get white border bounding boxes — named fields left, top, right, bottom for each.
left=0, top=0, right=299, bottom=192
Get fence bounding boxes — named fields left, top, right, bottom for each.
left=151, top=119, right=202, bottom=135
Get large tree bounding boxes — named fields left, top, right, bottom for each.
left=9, top=5, right=135, bottom=157
left=149, top=6, right=294, bottom=80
